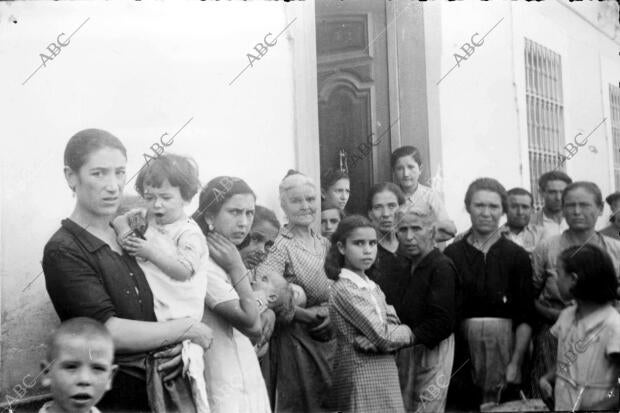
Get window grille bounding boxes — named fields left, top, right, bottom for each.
left=524, top=38, right=565, bottom=209
left=610, top=84, right=620, bottom=190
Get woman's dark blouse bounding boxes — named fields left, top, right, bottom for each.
left=367, top=242, right=410, bottom=307
left=42, top=219, right=156, bottom=324
left=398, top=248, right=457, bottom=349
left=443, top=232, right=535, bottom=327
left=369, top=245, right=457, bottom=348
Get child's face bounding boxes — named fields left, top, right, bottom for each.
left=321, top=208, right=341, bottom=238
left=43, top=336, right=116, bottom=413
left=247, top=221, right=279, bottom=253
left=557, top=260, right=576, bottom=301
left=338, top=227, right=377, bottom=272
left=393, top=155, right=421, bottom=191
left=323, top=179, right=350, bottom=211
left=142, top=179, right=185, bottom=225
left=252, top=268, right=280, bottom=305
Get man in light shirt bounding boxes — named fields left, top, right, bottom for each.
left=501, top=187, right=542, bottom=256
left=531, top=171, right=572, bottom=241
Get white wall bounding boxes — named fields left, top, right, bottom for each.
left=0, top=1, right=305, bottom=401
left=425, top=0, right=620, bottom=232
left=426, top=0, right=519, bottom=232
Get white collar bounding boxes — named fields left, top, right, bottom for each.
left=339, top=268, right=375, bottom=290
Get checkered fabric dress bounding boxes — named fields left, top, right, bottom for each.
left=256, top=225, right=336, bottom=412
left=260, top=225, right=332, bottom=305
left=329, top=270, right=413, bottom=413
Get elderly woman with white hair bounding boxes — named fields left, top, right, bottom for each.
left=256, top=170, right=336, bottom=412
left=393, top=204, right=457, bottom=413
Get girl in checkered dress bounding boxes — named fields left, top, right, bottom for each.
left=325, top=215, right=414, bottom=412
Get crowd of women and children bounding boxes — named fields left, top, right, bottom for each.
left=36, top=129, right=620, bottom=413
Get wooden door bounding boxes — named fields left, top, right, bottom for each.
left=316, top=0, right=393, bottom=215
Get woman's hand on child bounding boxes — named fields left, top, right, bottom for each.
left=308, top=306, right=332, bottom=341
left=121, top=235, right=151, bottom=259
left=186, top=321, right=214, bottom=350
left=354, top=336, right=378, bottom=353
left=207, top=232, right=246, bottom=274
left=154, top=343, right=183, bottom=382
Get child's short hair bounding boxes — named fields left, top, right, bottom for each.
left=321, top=201, right=345, bottom=218
left=46, top=317, right=114, bottom=361
left=135, top=154, right=201, bottom=202
left=324, top=215, right=377, bottom=280
left=254, top=205, right=281, bottom=230
left=559, top=244, right=618, bottom=304
left=390, top=145, right=422, bottom=169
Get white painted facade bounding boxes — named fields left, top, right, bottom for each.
left=1, top=0, right=618, bottom=405
left=426, top=0, right=620, bottom=232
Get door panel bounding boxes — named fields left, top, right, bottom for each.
left=316, top=0, right=391, bottom=215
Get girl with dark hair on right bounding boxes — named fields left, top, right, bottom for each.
left=326, top=215, right=413, bottom=413
left=539, top=244, right=620, bottom=411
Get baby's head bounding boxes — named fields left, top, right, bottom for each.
left=252, top=267, right=300, bottom=320
left=135, top=154, right=201, bottom=225
left=42, top=317, right=117, bottom=413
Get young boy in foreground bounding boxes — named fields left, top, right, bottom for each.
left=40, top=317, right=117, bottom=413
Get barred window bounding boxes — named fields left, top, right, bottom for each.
left=610, top=84, right=620, bottom=190
left=524, top=38, right=565, bottom=209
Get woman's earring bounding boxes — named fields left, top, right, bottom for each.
left=208, top=223, right=215, bottom=232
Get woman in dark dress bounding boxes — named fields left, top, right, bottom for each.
left=366, top=182, right=409, bottom=304
left=42, top=129, right=213, bottom=411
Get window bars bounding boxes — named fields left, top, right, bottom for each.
left=524, top=38, right=565, bottom=209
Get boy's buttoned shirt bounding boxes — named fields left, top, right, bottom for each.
left=551, top=304, right=620, bottom=410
